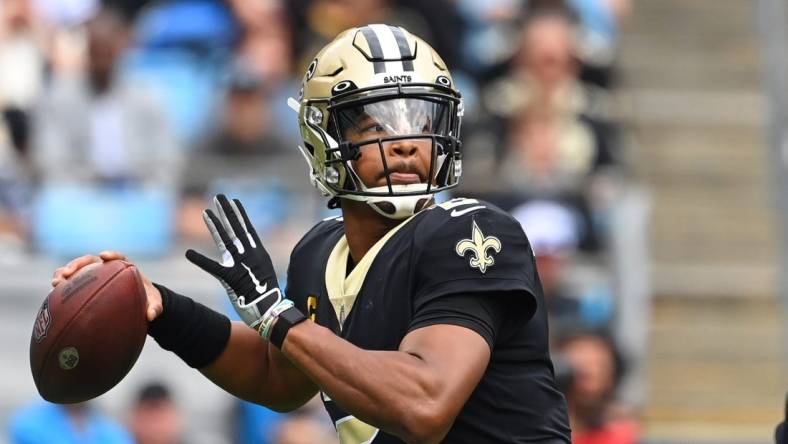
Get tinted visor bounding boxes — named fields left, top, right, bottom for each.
left=334, top=98, right=451, bottom=145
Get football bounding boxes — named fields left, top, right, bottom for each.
left=29, top=260, right=148, bottom=403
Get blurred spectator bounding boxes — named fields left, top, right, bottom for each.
left=9, top=401, right=133, bottom=444
left=568, top=0, right=631, bottom=88
left=200, top=58, right=290, bottom=160
left=127, top=382, right=184, bottom=444
left=512, top=200, right=580, bottom=318
left=126, top=0, right=237, bottom=142
left=456, top=0, right=524, bottom=80
left=273, top=414, right=338, bottom=444
left=0, top=107, right=33, bottom=244
left=0, top=0, right=46, bottom=111
left=29, top=7, right=181, bottom=258
left=228, top=0, right=292, bottom=88
left=498, top=104, right=599, bottom=194
left=177, top=58, right=293, bottom=241
left=556, top=330, right=638, bottom=444
left=460, top=0, right=631, bottom=88
left=463, top=5, right=619, bottom=252
left=3, top=106, right=31, bottom=157
left=33, top=0, right=99, bottom=27
left=33, top=6, right=181, bottom=188
left=512, top=199, right=614, bottom=331
left=226, top=0, right=301, bottom=143
left=483, top=5, right=617, bottom=185
left=0, top=0, right=46, bottom=229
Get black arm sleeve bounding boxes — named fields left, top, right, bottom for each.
left=407, top=290, right=534, bottom=349
left=148, top=283, right=231, bottom=368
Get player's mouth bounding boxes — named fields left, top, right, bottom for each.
left=378, top=162, right=427, bottom=185
left=389, top=172, right=422, bottom=184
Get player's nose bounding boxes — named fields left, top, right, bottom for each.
left=388, top=139, right=419, bottom=158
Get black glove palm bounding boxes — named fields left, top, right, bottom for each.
left=185, top=195, right=282, bottom=330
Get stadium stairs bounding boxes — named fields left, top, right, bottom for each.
left=619, top=0, right=787, bottom=442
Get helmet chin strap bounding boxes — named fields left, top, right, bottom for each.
left=342, top=184, right=433, bottom=219
left=365, top=192, right=432, bottom=219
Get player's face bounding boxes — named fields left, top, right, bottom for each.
left=337, top=98, right=449, bottom=189
left=345, top=116, right=432, bottom=188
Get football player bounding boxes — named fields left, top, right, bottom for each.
left=52, top=25, right=571, bottom=443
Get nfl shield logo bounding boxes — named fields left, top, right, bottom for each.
left=33, top=298, right=52, bottom=343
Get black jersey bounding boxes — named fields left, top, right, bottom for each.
left=286, top=198, right=571, bottom=444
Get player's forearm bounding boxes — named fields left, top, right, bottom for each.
left=200, top=321, right=318, bottom=412
left=281, top=321, right=452, bottom=443
left=149, top=284, right=317, bottom=411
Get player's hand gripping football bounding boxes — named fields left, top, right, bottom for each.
left=51, top=251, right=163, bottom=321
left=186, top=195, right=292, bottom=338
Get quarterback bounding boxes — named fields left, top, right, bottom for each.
left=53, top=26, right=571, bottom=443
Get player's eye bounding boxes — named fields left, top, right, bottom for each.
left=361, top=123, right=386, bottom=134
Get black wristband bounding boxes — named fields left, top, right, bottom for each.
left=148, top=283, right=231, bottom=368
left=269, top=307, right=307, bottom=349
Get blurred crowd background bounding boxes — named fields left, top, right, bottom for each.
left=0, top=0, right=785, bottom=443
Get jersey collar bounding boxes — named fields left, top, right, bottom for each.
left=325, top=214, right=417, bottom=329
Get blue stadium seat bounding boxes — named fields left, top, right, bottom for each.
left=32, top=185, right=176, bottom=259
left=122, top=49, right=222, bottom=144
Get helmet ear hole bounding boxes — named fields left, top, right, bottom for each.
left=436, top=76, right=452, bottom=87
left=306, top=59, right=318, bottom=80
left=332, top=80, right=357, bottom=95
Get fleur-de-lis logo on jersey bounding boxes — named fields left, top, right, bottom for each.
left=455, top=221, right=502, bottom=274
